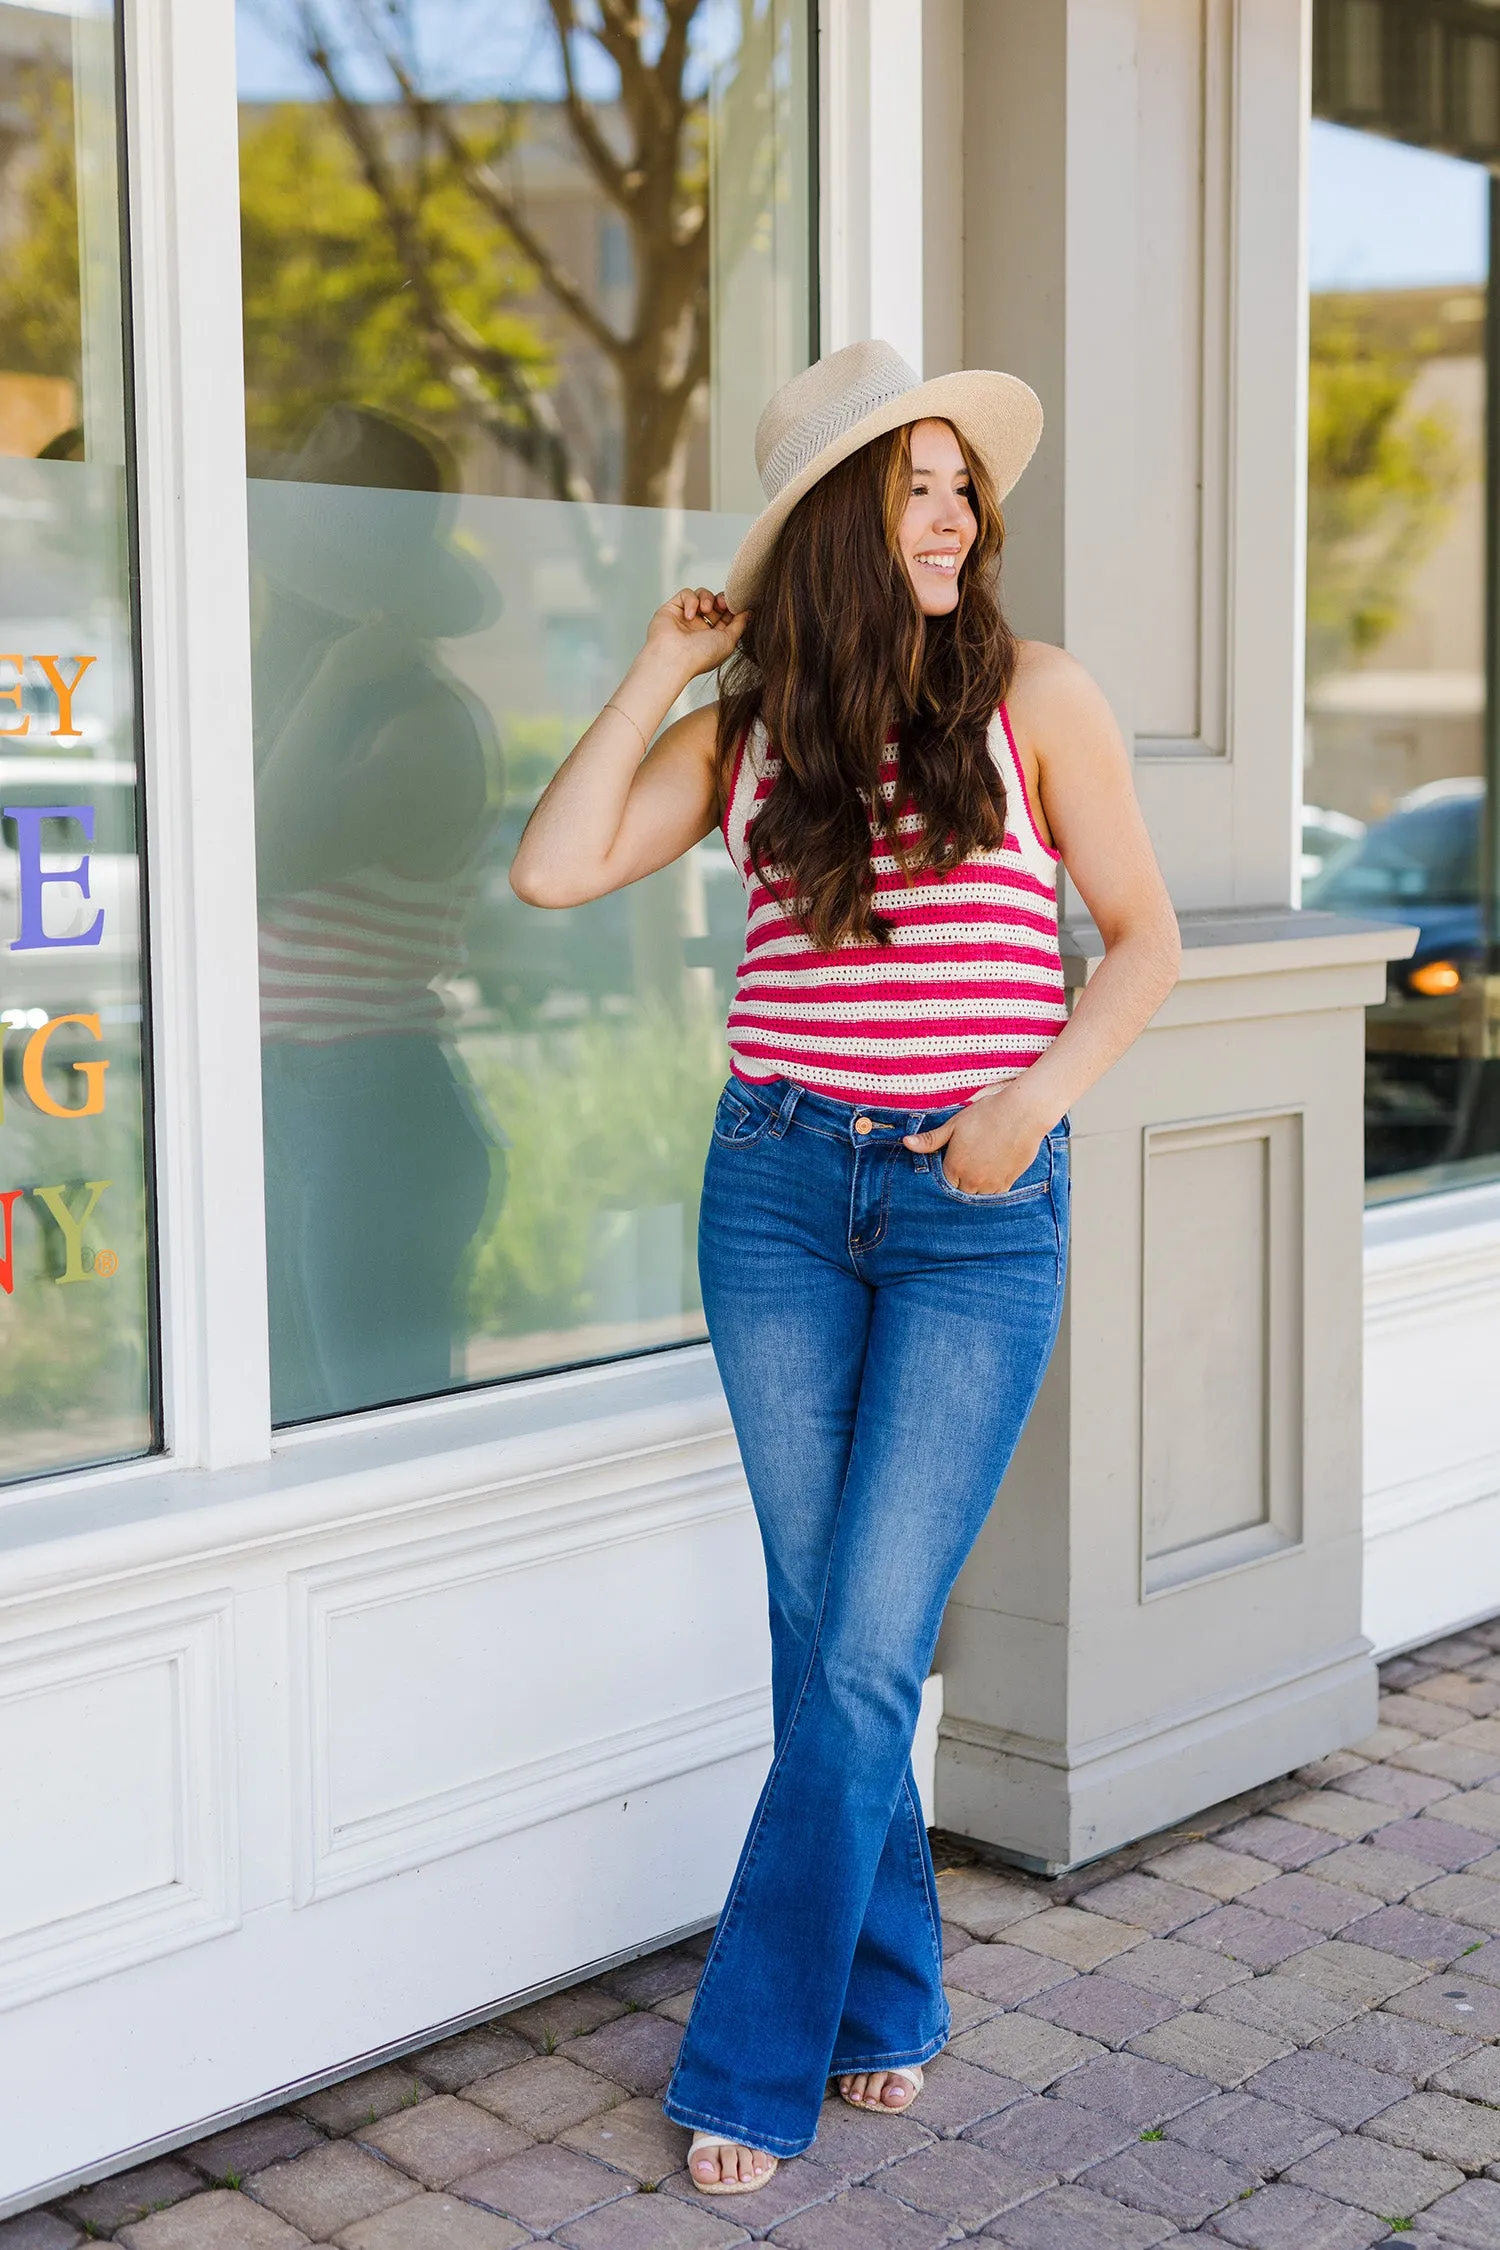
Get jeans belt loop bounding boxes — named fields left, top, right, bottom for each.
left=769, top=1080, right=802, bottom=1139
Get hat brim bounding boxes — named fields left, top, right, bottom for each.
left=724, top=370, right=1043, bottom=612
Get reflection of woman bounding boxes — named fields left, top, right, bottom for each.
left=512, top=342, right=1181, bottom=2193
left=252, top=407, right=502, bottom=1422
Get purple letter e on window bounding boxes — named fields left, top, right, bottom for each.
left=4, top=805, right=104, bottom=949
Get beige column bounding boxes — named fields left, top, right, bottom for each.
left=937, top=911, right=1409, bottom=1871
left=934, top=0, right=1410, bottom=1868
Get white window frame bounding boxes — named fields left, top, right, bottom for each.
left=0, top=0, right=864, bottom=1548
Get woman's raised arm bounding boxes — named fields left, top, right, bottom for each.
left=509, top=587, right=746, bottom=907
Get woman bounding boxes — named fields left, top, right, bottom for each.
left=510, top=341, right=1180, bottom=2193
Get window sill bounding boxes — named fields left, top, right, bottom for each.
left=0, top=1343, right=733, bottom=1586
left=1365, top=1175, right=1500, bottom=1253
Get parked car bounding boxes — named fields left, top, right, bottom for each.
left=1305, top=778, right=1482, bottom=988
left=1300, top=803, right=1365, bottom=886
left=1305, top=778, right=1493, bottom=1178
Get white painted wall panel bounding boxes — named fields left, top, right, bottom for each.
left=295, top=1487, right=772, bottom=1899
left=319, top=1521, right=766, bottom=1833
left=1363, top=1189, right=1500, bottom=1656
left=0, top=1383, right=778, bottom=2209
left=0, top=1602, right=236, bottom=2017
left=0, top=1663, right=178, bottom=1939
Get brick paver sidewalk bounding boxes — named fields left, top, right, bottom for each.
left=12, top=1618, right=1500, bottom=2249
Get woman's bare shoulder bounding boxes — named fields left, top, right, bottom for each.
left=1009, top=637, right=1100, bottom=708
left=1007, top=639, right=1120, bottom=752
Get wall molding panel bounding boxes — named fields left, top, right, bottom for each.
left=289, top=1465, right=771, bottom=1902
left=1140, top=1108, right=1305, bottom=1594
left=0, top=1598, right=237, bottom=2011
left=1135, top=0, right=1238, bottom=759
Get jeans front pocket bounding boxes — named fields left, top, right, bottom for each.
left=710, top=1081, right=774, bottom=1149
left=934, top=1137, right=1052, bottom=1206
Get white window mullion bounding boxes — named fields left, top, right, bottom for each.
left=126, top=0, right=271, bottom=1469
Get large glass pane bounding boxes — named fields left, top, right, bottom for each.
left=1304, top=112, right=1500, bottom=1198
left=237, top=0, right=814, bottom=1419
left=0, top=0, right=153, bottom=1479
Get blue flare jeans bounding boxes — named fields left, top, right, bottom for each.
left=663, top=1073, right=1069, bottom=2159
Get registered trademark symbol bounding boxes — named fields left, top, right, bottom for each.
left=92, top=1247, right=119, bottom=1278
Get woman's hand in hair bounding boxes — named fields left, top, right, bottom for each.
left=903, top=1081, right=1051, bottom=1197
left=508, top=593, right=736, bottom=909
left=645, top=587, right=748, bottom=682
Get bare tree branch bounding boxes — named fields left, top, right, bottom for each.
left=392, top=74, right=630, bottom=364
left=294, top=0, right=593, bottom=504
left=543, top=0, right=631, bottom=206
left=284, top=0, right=722, bottom=509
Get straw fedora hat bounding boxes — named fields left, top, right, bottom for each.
left=724, top=340, right=1043, bottom=611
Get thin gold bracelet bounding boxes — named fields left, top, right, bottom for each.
left=604, top=701, right=649, bottom=755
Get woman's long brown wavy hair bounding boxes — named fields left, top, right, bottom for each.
left=717, top=419, right=1018, bottom=950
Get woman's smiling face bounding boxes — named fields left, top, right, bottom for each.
left=897, top=419, right=976, bottom=617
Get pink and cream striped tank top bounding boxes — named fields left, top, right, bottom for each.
left=720, top=705, right=1067, bottom=1107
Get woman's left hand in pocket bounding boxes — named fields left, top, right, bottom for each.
left=904, top=1084, right=1052, bottom=1196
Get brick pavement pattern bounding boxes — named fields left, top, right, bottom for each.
left=13, top=1620, right=1500, bottom=2246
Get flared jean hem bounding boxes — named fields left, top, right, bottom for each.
left=663, top=2019, right=950, bottom=2159
left=659, top=2095, right=820, bottom=2162
left=827, top=2017, right=950, bottom=2077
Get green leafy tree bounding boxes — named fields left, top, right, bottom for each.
left=239, top=100, right=550, bottom=458
left=0, top=61, right=81, bottom=385
left=1307, top=310, right=1466, bottom=686
left=245, top=0, right=783, bottom=505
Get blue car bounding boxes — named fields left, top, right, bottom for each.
left=1305, top=781, right=1496, bottom=1181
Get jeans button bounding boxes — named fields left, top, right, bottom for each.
left=853, top=1116, right=873, bottom=1135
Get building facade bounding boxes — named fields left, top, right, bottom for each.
left=0, top=0, right=1497, bottom=2214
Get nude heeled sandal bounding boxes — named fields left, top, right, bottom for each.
left=687, top=2131, right=779, bottom=2194
left=838, top=2064, right=924, bottom=2114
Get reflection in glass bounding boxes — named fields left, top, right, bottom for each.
left=1304, top=115, right=1500, bottom=1197
left=238, top=0, right=814, bottom=1417
left=0, top=0, right=153, bottom=1479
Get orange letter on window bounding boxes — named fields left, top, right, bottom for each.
left=23, top=1012, right=108, bottom=1117
left=0, top=655, right=27, bottom=737
left=34, top=655, right=95, bottom=740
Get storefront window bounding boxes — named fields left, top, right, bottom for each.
left=0, top=0, right=154, bottom=1480
left=1309, top=4, right=1500, bottom=1199
left=237, top=0, right=815, bottom=1419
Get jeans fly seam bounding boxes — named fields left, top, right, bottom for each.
left=847, top=1153, right=893, bottom=1262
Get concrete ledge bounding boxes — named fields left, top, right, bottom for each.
left=1062, top=905, right=1419, bottom=989
left=937, top=1637, right=1376, bottom=1875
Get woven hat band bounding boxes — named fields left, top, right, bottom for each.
left=758, top=359, right=920, bottom=501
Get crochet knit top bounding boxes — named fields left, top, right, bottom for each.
left=719, top=704, right=1067, bottom=1107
